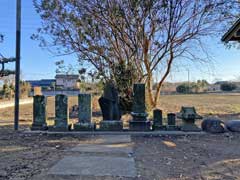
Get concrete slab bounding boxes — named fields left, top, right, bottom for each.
left=24, top=130, right=207, bottom=136
left=48, top=156, right=137, bottom=178
left=92, top=135, right=131, bottom=144
left=69, top=143, right=133, bottom=154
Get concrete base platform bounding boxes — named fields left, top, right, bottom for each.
left=48, top=156, right=137, bottom=178
left=73, top=122, right=95, bottom=131
left=181, top=124, right=201, bottom=132
left=92, top=135, right=131, bottom=144
left=98, top=121, right=123, bottom=131
left=48, top=125, right=72, bottom=132
left=24, top=130, right=206, bottom=136
left=129, top=121, right=151, bottom=131
left=69, top=143, right=133, bottom=154
left=31, top=123, right=48, bottom=131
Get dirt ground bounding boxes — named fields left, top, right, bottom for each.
left=1, top=93, right=240, bottom=179
left=1, top=125, right=240, bottom=180
left=133, top=134, right=240, bottom=180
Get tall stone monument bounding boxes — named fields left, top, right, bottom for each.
left=98, top=81, right=123, bottom=131
left=129, top=83, right=150, bottom=131
left=49, top=94, right=70, bottom=131
left=74, top=93, right=95, bottom=131
left=31, top=95, right=47, bottom=130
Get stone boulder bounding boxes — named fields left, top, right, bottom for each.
left=201, top=118, right=225, bottom=133
left=226, top=120, right=240, bottom=132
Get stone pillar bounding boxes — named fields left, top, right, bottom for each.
left=167, top=113, right=176, bottom=126
left=129, top=83, right=150, bottom=131
left=74, top=93, right=95, bottom=131
left=31, top=95, right=47, bottom=130
left=153, top=109, right=163, bottom=130
left=167, top=113, right=180, bottom=130
left=50, top=94, right=70, bottom=131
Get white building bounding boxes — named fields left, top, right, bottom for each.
left=55, top=74, right=79, bottom=89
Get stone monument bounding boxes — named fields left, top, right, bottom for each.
left=98, top=81, right=123, bottom=131
left=166, top=113, right=180, bottom=130
left=49, top=94, right=70, bottom=131
left=74, top=93, right=95, bottom=131
left=167, top=113, right=176, bottom=126
left=177, top=106, right=202, bottom=132
left=31, top=95, right=47, bottom=130
left=129, top=83, right=150, bottom=131
left=153, top=109, right=164, bottom=130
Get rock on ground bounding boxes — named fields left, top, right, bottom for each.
left=201, top=118, right=225, bottom=133
left=226, top=120, right=240, bottom=132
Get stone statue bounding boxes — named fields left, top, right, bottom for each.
left=98, top=81, right=121, bottom=121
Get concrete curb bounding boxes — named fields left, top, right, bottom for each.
left=23, top=130, right=207, bottom=136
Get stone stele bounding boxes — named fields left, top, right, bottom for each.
left=74, top=93, right=95, bottom=131
left=129, top=83, right=150, bottom=131
left=50, top=94, right=70, bottom=131
left=31, top=95, right=47, bottom=130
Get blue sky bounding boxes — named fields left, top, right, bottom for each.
left=0, top=0, right=240, bottom=83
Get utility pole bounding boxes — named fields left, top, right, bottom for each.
left=14, top=0, right=21, bottom=130
left=187, top=68, right=190, bottom=94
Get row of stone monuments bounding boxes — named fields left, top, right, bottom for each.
left=31, top=83, right=202, bottom=132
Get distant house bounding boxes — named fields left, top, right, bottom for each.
left=222, top=18, right=240, bottom=43
left=55, top=74, right=80, bottom=89
left=27, top=79, right=56, bottom=88
left=208, top=81, right=240, bottom=92
left=207, top=81, right=227, bottom=92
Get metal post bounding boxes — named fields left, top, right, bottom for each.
left=14, top=0, right=21, bottom=130
left=187, top=68, right=190, bottom=94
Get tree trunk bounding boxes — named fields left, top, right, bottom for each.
left=154, top=49, right=174, bottom=107
left=145, top=71, right=155, bottom=110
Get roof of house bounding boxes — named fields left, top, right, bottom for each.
left=27, top=79, right=55, bottom=87
left=55, top=74, right=79, bottom=79
left=222, top=18, right=240, bottom=43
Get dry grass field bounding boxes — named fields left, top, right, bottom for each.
left=1, top=93, right=240, bottom=126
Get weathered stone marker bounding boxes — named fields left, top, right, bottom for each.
left=154, top=109, right=163, bottom=125
left=129, top=83, right=150, bottom=131
left=167, top=113, right=176, bottom=126
left=50, top=94, right=70, bottom=131
left=177, top=107, right=202, bottom=132
left=74, top=93, right=95, bottom=131
left=166, top=113, right=180, bottom=130
left=201, top=118, right=225, bottom=133
left=226, top=120, right=240, bottom=132
left=98, top=81, right=123, bottom=131
left=153, top=109, right=163, bottom=130
left=31, top=95, right=47, bottom=130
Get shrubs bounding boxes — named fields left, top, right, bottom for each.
left=176, top=80, right=209, bottom=94
left=176, top=83, right=189, bottom=94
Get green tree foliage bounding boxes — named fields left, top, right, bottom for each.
left=220, top=83, right=237, bottom=92
left=20, top=81, right=31, bottom=98
left=0, top=81, right=31, bottom=99
left=176, top=80, right=209, bottom=93
left=176, top=83, right=189, bottom=94
left=2, top=83, right=11, bottom=99
left=32, top=0, right=239, bottom=109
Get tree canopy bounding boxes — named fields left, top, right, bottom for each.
left=33, top=0, right=240, bottom=108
